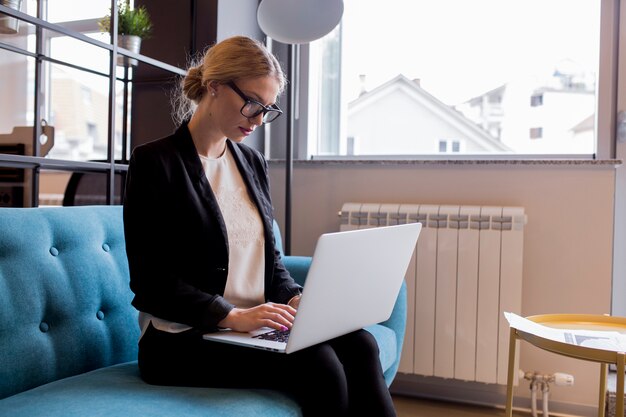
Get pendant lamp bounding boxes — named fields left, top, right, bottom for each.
left=257, top=0, right=344, bottom=45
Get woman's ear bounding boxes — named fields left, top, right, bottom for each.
left=207, top=80, right=219, bottom=97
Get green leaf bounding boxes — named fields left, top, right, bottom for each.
left=99, top=0, right=153, bottom=39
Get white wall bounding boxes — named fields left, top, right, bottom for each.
left=216, top=0, right=264, bottom=42
left=269, top=161, right=616, bottom=414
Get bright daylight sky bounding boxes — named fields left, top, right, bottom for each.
left=337, top=0, right=600, bottom=105
left=38, top=0, right=600, bottom=105
left=33, top=0, right=130, bottom=95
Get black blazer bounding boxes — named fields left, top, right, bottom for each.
left=123, top=122, right=302, bottom=332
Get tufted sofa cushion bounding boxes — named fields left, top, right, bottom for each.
left=0, top=206, right=139, bottom=399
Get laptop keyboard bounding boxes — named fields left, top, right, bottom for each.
left=253, top=329, right=290, bottom=343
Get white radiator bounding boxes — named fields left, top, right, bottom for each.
left=339, top=202, right=526, bottom=385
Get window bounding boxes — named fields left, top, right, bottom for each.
left=530, top=94, right=544, bottom=107
left=529, top=127, right=543, bottom=139
left=439, top=139, right=463, bottom=153
left=0, top=0, right=185, bottom=207
left=81, top=86, right=93, bottom=106
left=347, top=136, right=357, bottom=155
left=306, top=0, right=602, bottom=158
left=1, top=0, right=119, bottom=163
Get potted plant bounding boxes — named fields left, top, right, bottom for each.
left=0, top=0, right=22, bottom=35
left=99, top=0, right=152, bottom=66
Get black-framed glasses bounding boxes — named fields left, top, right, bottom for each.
left=226, top=81, right=283, bottom=124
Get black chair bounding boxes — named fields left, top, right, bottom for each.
left=63, top=170, right=126, bottom=206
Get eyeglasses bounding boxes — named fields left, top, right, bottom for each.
left=226, top=81, right=283, bottom=124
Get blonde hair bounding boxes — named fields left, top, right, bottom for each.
left=172, top=36, right=287, bottom=125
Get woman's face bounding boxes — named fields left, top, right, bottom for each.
left=212, top=75, right=281, bottom=142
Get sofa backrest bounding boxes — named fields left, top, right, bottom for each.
left=272, top=220, right=284, bottom=256
left=0, top=205, right=139, bottom=399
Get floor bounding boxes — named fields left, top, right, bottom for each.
left=392, top=395, right=527, bottom=417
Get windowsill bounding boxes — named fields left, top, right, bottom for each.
left=269, top=158, right=622, bottom=167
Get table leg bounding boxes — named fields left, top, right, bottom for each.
left=599, top=363, right=607, bottom=417
left=617, top=353, right=625, bottom=417
left=505, top=328, right=517, bottom=417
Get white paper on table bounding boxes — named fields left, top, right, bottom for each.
left=504, top=312, right=626, bottom=352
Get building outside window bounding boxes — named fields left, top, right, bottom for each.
left=307, top=0, right=600, bottom=158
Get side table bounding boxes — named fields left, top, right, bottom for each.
left=505, top=314, right=626, bottom=417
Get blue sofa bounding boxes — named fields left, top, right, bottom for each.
left=0, top=205, right=407, bottom=416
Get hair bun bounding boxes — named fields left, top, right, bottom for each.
left=187, top=64, right=203, bottom=80
left=182, top=65, right=205, bottom=102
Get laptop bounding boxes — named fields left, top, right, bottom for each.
left=202, top=222, right=422, bottom=354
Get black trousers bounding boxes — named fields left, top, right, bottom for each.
left=138, top=323, right=397, bottom=417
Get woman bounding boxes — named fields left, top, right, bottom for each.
left=123, top=35, right=396, bottom=417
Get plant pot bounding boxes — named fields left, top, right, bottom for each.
left=117, top=34, right=141, bottom=67
left=0, top=0, right=22, bottom=35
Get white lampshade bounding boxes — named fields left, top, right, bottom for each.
left=257, top=0, right=344, bottom=44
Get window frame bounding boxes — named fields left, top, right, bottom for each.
left=0, top=1, right=185, bottom=206
left=277, top=0, right=622, bottom=162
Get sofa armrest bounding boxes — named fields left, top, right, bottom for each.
left=377, top=280, right=407, bottom=386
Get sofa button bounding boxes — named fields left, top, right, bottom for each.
left=96, top=311, right=105, bottom=320
left=39, top=322, right=49, bottom=332
left=102, top=243, right=110, bottom=252
left=49, top=247, right=59, bottom=256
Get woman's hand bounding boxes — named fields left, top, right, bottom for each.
left=218, top=302, right=297, bottom=333
left=287, top=295, right=301, bottom=309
